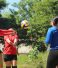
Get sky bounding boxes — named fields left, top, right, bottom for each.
left=6, top=0, right=20, bottom=4
left=1, top=0, right=20, bottom=15
left=6, top=0, right=20, bottom=10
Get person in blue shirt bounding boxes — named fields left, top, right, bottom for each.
left=45, top=17, right=58, bottom=68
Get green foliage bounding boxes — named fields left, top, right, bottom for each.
left=0, top=0, right=6, bottom=17
left=28, top=47, right=39, bottom=61
left=0, top=0, right=6, bottom=9
left=15, top=0, right=58, bottom=39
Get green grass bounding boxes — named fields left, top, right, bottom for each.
left=17, top=54, right=37, bottom=68
left=3, top=51, right=49, bottom=68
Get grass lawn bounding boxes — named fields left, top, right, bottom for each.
left=3, top=51, right=49, bottom=68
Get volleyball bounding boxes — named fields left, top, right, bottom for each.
left=21, top=20, right=29, bottom=29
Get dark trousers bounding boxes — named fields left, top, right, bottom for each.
left=47, top=50, right=58, bottom=68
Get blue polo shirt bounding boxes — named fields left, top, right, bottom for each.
left=45, top=26, right=58, bottom=50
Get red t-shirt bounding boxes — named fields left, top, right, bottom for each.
left=3, top=34, right=18, bottom=55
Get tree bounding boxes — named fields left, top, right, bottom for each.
left=2, top=0, right=58, bottom=47
left=0, top=0, right=6, bottom=17
left=0, top=0, right=6, bottom=9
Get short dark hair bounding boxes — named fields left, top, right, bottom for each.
left=51, top=16, right=58, bottom=25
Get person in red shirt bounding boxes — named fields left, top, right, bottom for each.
left=0, top=29, right=13, bottom=68
left=3, top=28, right=18, bottom=68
